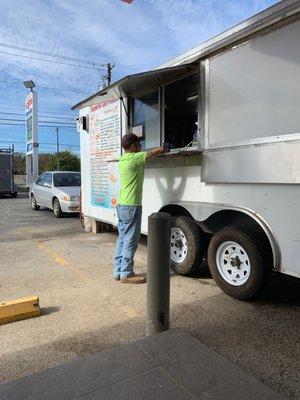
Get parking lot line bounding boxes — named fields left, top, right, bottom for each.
left=37, top=241, right=89, bottom=283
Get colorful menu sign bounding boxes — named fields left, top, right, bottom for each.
left=89, top=99, right=121, bottom=209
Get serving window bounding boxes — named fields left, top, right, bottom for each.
left=132, top=91, right=159, bottom=149
left=130, top=70, right=200, bottom=152
left=164, top=73, right=199, bottom=150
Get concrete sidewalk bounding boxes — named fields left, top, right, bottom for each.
left=0, top=329, right=286, bottom=400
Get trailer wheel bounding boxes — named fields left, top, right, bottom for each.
left=53, top=198, right=63, bottom=218
left=208, top=227, right=270, bottom=300
left=31, top=194, right=40, bottom=210
left=170, top=216, right=205, bottom=275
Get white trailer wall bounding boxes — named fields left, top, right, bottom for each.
left=79, top=91, right=127, bottom=225
left=208, top=19, right=300, bottom=146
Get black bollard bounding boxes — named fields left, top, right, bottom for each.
left=146, top=212, right=171, bottom=336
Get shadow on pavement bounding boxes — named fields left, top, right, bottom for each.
left=1, top=286, right=298, bottom=399
left=40, top=307, right=60, bottom=316
left=38, top=207, right=80, bottom=219
left=250, top=273, right=300, bottom=307
left=0, top=193, right=28, bottom=199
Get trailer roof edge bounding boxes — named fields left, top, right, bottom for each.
left=71, top=63, right=194, bottom=110
left=155, top=0, right=300, bottom=69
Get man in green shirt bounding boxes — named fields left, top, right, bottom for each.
left=114, top=133, right=165, bottom=283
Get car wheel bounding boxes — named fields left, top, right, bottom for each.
left=53, top=198, right=63, bottom=218
left=11, top=192, right=17, bottom=198
left=31, top=194, right=40, bottom=210
left=170, top=216, right=206, bottom=276
left=208, top=227, right=272, bottom=300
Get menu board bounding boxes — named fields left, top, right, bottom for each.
left=89, top=99, right=121, bottom=209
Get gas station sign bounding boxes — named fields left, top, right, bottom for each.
left=25, top=91, right=39, bottom=186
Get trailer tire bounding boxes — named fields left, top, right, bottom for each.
left=53, top=198, right=63, bottom=218
left=31, top=194, right=40, bottom=210
left=170, top=216, right=205, bottom=276
left=208, top=227, right=270, bottom=300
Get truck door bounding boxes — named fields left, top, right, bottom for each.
left=0, top=154, right=12, bottom=193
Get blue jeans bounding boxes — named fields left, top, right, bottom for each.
left=114, top=205, right=142, bottom=278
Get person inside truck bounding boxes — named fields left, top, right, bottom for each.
left=114, top=133, right=165, bottom=283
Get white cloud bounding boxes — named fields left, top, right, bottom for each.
left=0, top=0, right=277, bottom=97
left=0, top=0, right=277, bottom=147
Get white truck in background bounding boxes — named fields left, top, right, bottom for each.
left=0, top=147, right=17, bottom=198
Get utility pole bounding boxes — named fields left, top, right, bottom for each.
left=107, top=63, right=114, bottom=86
left=55, top=127, right=60, bottom=171
left=97, top=63, right=115, bottom=90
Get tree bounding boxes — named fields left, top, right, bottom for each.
left=39, top=153, right=52, bottom=173
left=46, top=151, right=80, bottom=171
left=14, top=153, right=26, bottom=174
left=13, top=152, right=52, bottom=174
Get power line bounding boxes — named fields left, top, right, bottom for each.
left=39, top=111, right=76, bottom=117
left=0, top=117, right=75, bottom=125
left=0, top=121, right=77, bottom=130
left=0, top=111, right=74, bottom=120
left=0, top=50, right=103, bottom=71
left=0, top=104, right=24, bottom=109
left=0, top=118, right=76, bottom=128
left=0, top=139, right=79, bottom=147
left=0, top=80, right=88, bottom=96
left=40, top=127, right=77, bottom=132
left=0, top=106, right=76, bottom=116
left=41, top=115, right=74, bottom=121
left=0, top=42, right=106, bottom=67
left=39, top=121, right=75, bottom=125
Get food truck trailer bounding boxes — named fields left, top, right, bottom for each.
left=0, top=146, right=17, bottom=197
left=72, top=0, right=300, bottom=300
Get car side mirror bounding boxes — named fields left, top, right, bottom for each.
left=44, top=183, right=52, bottom=188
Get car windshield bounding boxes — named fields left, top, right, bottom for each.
left=53, top=173, right=81, bottom=187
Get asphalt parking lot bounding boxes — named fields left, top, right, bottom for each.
left=0, top=194, right=299, bottom=399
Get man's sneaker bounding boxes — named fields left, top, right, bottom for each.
left=113, top=276, right=120, bottom=281
left=120, top=274, right=146, bottom=284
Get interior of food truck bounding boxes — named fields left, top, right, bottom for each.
left=164, top=73, right=199, bottom=150
left=131, top=71, right=199, bottom=151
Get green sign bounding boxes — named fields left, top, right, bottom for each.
left=27, top=128, right=32, bottom=141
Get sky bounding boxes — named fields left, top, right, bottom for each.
left=0, top=0, right=277, bottom=155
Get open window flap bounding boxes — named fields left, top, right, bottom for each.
left=118, top=63, right=197, bottom=96
left=72, top=63, right=197, bottom=110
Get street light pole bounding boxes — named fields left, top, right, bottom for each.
left=55, top=127, right=60, bottom=171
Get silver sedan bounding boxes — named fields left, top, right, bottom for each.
left=29, top=171, right=81, bottom=218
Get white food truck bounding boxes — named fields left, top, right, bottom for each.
left=73, top=0, right=300, bottom=300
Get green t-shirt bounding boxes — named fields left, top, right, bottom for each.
left=118, top=151, right=147, bottom=206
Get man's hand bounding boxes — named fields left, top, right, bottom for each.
left=162, top=142, right=172, bottom=152
left=146, top=147, right=165, bottom=160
